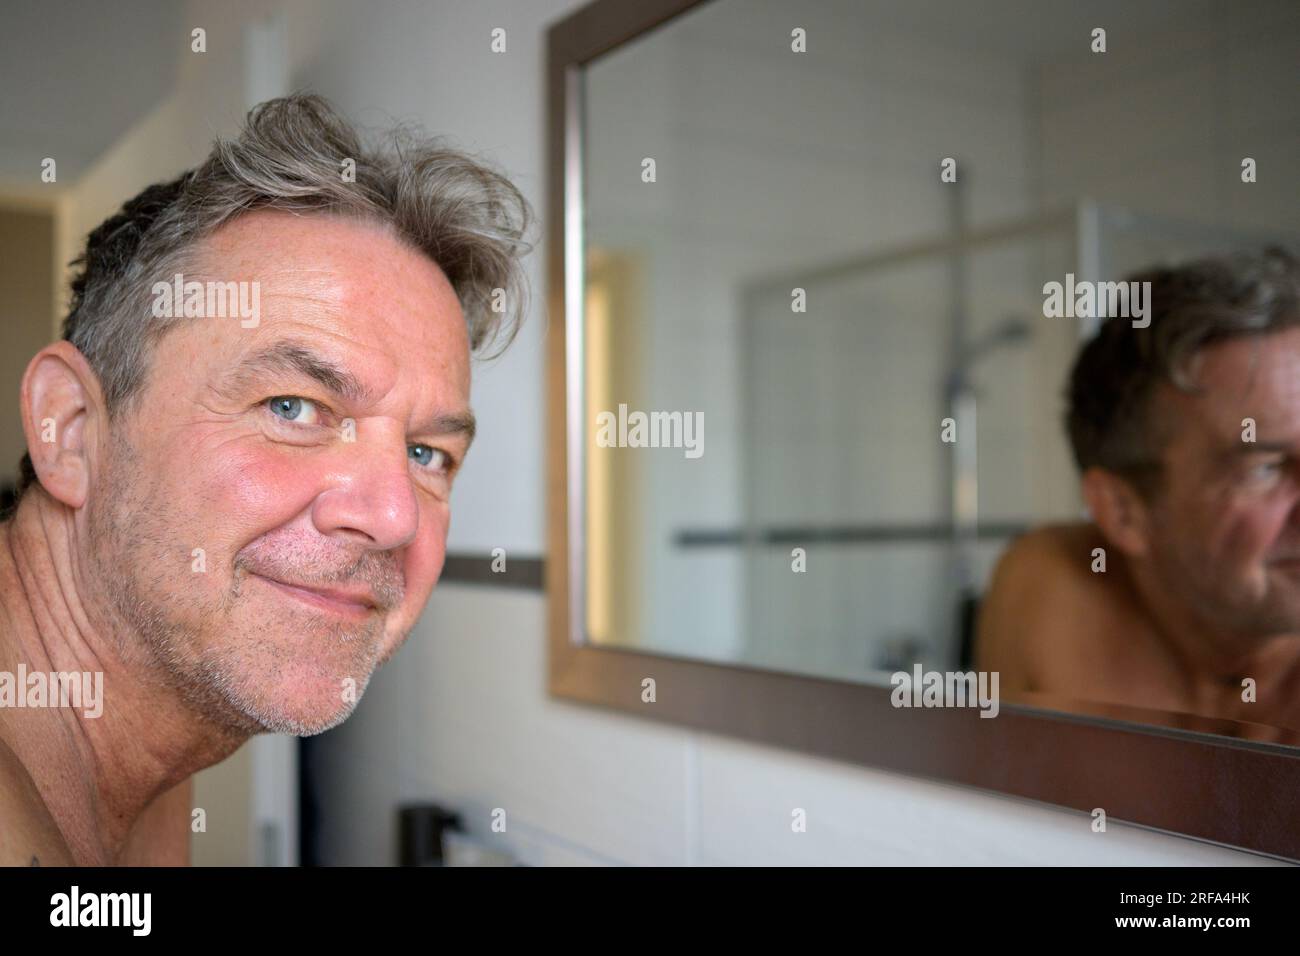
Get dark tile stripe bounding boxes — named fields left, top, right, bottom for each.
left=439, top=553, right=544, bottom=590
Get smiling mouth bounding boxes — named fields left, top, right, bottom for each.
left=251, top=573, right=378, bottom=620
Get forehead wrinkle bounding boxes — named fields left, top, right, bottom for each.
left=190, top=227, right=347, bottom=287
left=258, top=285, right=349, bottom=318
left=194, top=242, right=469, bottom=422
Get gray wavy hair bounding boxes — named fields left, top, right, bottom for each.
left=14, top=92, right=535, bottom=502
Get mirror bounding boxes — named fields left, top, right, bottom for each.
left=575, top=0, right=1300, bottom=737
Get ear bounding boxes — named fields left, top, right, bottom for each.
left=19, top=341, right=106, bottom=509
left=1080, top=466, right=1152, bottom=558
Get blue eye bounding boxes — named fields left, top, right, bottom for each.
left=269, top=397, right=300, bottom=419
left=409, top=444, right=446, bottom=470
left=266, top=396, right=320, bottom=424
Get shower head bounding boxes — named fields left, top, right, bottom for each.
left=945, top=315, right=1033, bottom=395
left=960, top=316, right=1033, bottom=366
left=969, top=316, right=1031, bottom=357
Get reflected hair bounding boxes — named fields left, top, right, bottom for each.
left=1065, top=246, right=1300, bottom=497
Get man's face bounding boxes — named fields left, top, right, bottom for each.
left=84, top=209, right=473, bottom=735
left=1143, top=326, right=1300, bottom=641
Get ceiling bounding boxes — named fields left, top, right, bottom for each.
left=0, top=0, right=186, bottom=189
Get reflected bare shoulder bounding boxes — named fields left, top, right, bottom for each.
left=975, top=522, right=1108, bottom=686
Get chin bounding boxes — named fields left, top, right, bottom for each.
left=248, top=690, right=364, bottom=736
left=220, top=661, right=374, bottom=736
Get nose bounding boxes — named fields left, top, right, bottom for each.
left=310, top=423, right=420, bottom=551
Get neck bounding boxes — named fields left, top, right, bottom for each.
left=1123, top=549, right=1293, bottom=688
left=0, top=487, right=247, bottom=864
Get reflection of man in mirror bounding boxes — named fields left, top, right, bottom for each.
left=976, top=249, right=1300, bottom=732
left=0, top=94, right=533, bottom=864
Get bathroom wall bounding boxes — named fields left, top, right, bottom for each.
left=1037, top=0, right=1300, bottom=236
left=0, top=205, right=56, bottom=489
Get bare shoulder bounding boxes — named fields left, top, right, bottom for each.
left=0, top=735, right=74, bottom=866
left=998, top=522, right=1106, bottom=577
left=981, top=523, right=1109, bottom=621
left=974, top=522, right=1119, bottom=687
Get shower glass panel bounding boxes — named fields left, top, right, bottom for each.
left=738, top=223, right=1079, bottom=683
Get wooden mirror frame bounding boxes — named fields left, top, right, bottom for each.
left=544, top=0, right=1300, bottom=861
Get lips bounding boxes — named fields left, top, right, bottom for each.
left=251, top=572, right=378, bottom=618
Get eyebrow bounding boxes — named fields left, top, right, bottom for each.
left=222, top=339, right=373, bottom=402
left=1218, top=439, right=1294, bottom=465
left=427, top=410, right=477, bottom=445
left=1234, top=441, right=1293, bottom=454
left=221, top=339, right=476, bottom=443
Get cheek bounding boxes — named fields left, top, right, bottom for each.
left=192, top=442, right=320, bottom=547
left=1257, top=492, right=1300, bottom=551
left=1212, top=496, right=1295, bottom=564
left=401, top=503, right=450, bottom=603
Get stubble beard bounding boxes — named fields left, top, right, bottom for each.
left=85, top=432, right=388, bottom=737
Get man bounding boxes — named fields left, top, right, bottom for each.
left=976, top=249, right=1300, bottom=733
left=0, top=94, right=533, bottom=864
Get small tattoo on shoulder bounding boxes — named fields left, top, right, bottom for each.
left=30, top=855, right=40, bottom=866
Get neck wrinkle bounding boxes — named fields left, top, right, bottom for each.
left=0, top=486, right=248, bottom=865
left=1125, top=550, right=1283, bottom=687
